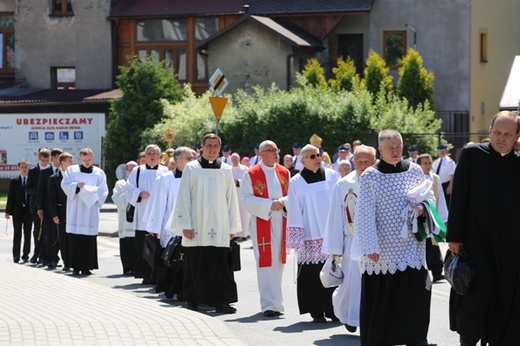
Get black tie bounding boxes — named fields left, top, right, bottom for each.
left=55, top=168, right=59, bottom=174
left=436, top=158, right=442, bottom=175
left=22, top=177, right=27, bottom=205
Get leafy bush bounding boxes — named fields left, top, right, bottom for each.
left=329, top=56, right=360, bottom=92
left=397, top=48, right=435, bottom=110
left=363, top=49, right=393, bottom=98
left=105, top=56, right=183, bottom=187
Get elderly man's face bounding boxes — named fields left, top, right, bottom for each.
left=301, top=147, right=321, bottom=171
left=419, top=157, right=432, bottom=174
left=378, top=138, right=402, bottom=165
left=283, top=155, right=293, bottom=168
left=145, top=147, right=160, bottom=166
left=354, top=151, right=376, bottom=176
left=230, top=155, right=240, bottom=166
left=339, top=164, right=350, bottom=177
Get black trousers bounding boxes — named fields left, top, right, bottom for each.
left=426, top=238, right=443, bottom=276
left=58, top=222, right=70, bottom=268
left=43, top=215, right=60, bottom=265
left=11, top=208, right=32, bottom=261
left=119, top=237, right=135, bottom=273
left=441, top=181, right=451, bottom=210
left=134, top=230, right=152, bottom=280
left=31, top=213, right=46, bottom=263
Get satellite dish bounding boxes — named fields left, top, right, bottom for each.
left=115, top=163, right=127, bottom=180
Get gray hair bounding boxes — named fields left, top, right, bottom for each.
left=259, top=140, right=276, bottom=152
left=145, top=144, right=161, bottom=154
left=354, top=144, right=377, bottom=158
left=173, top=146, right=192, bottom=161
left=378, top=129, right=402, bottom=146
left=300, top=144, right=318, bottom=158
left=338, top=160, right=351, bottom=168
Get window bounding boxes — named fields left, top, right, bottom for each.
left=52, top=67, right=75, bottom=89
left=137, top=49, right=188, bottom=81
left=0, top=14, right=14, bottom=73
left=51, top=0, right=73, bottom=16
left=137, top=19, right=188, bottom=42
left=480, top=32, right=488, bottom=62
left=383, top=31, right=407, bottom=68
left=195, top=18, right=219, bottom=40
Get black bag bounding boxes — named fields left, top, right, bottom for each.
left=161, top=236, right=185, bottom=268
left=444, top=247, right=474, bottom=295
left=143, top=234, right=160, bottom=268
left=125, top=167, right=140, bottom=223
left=125, top=204, right=135, bottom=223
left=229, top=240, right=241, bottom=271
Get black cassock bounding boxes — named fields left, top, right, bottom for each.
left=447, top=142, right=520, bottom=345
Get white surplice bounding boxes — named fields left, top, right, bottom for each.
left=61, top=165, right=108, bottom=236
left=127, top=164, right=168, bottom=231
left=144, top=171, right=182, bottom=247
left=239, top=162, right=288, bottom=313
left=172, top=160, right=241, bottom=247
left=232, top=164, right=251, bottom=237
left=286, top=168, right=339, bottom=264
left=323, top=170, right=361, bottom=326
left=112, top=178, right=135, bottom=238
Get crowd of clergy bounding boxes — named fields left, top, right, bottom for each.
left=7, top=111, right=520, bottom=346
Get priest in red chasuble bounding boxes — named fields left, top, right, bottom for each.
left=239, top=140, right=289, bottom=317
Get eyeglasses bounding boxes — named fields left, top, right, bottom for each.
left=304, top=153, right=322, bottom=160
left=262, top=149, right=280, bottom=154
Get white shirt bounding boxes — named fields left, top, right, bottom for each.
left=432, top=156, right=456, bottom=184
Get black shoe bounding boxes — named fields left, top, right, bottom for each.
left=345, top=324, right=357, bottom=333
left=215, top=304, right=236, bottom=314
left=433, top=274, right=445, bottom=282
left=29, top=256, right=37, bottom=264
left=81, top=270, right=92, bottom=276
left=13, top=257, right=20, bottom=263
left=263, top=310, right=276, bottom=317
left=21, top=259, right=29, bottom=264
left=62, top=267, right=70, bottom=272
left=47, top=262, right=56, bottom=269
left=72, top=269, right=80, bottom=276
left=141, top=279, right=152, bottom=284
left=186, top=301, right=199, bottom=311
left=311, top=313, right=327, bottom=323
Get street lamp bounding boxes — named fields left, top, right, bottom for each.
left=405, top=24, right=416, bottom=50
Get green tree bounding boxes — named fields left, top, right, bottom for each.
left=363, top=49, right=393, bottom=98
left=371, top=92, right=441, bottom=155
left=329, top=56, right=360, bottom=92
left=397, top=48, right=435, bottom=110
left=105, top=56, right=184, bottom=187
left=300, top=58, right=328, bottom=91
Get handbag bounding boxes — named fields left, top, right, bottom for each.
left=143, top=234, right=160, bottom=268
left=444, top=247, right=474, bottom=295
left=161, top=236, right=184, bottom=268
left=126, top=167, right=140, bottom=223
left=229, top=240, right=241, bottom=271
left=320, top=255, right=344, bottom=288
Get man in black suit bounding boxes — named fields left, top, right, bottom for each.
left=48, top=152, right=73, bottom=271
left=26, top=148, right=51, bottom=265
left=5, top=159, right=32, bottom=263
left=37, top=148, right=63, bottom=269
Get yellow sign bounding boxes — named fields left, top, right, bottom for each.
left=163, top=129, right=175, bottom=146
left=209, top=96, right=228, bottom=122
